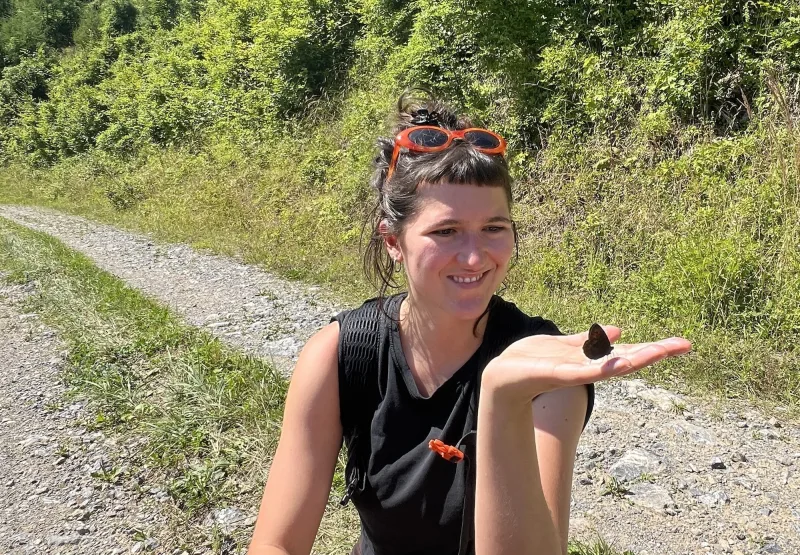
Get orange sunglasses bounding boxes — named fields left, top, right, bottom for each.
left=386, top=125, right=507, bottom=182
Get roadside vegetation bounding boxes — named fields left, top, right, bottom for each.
left=1, top=0, right=798, bottom=409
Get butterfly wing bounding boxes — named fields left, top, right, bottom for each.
left=582, top=323, right=613, bottom=359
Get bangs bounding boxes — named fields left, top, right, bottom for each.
left=402, top=142, right=512, bottom=202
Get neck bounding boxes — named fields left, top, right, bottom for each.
left=397, top=293, right=490, bottom=381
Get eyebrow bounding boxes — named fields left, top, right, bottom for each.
left=433, top=216, right=513, bottom=226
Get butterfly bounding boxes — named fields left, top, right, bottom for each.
left=582, top=323, right=613, bottom=359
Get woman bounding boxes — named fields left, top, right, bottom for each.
left=247, top=91, right=692, bottom=555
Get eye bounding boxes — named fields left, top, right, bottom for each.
left=432, top=228, right=456, bottom=236
left=485, top=225, right=507, bottom=233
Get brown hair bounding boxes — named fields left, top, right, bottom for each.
left=362, top=88, right=516, bottom=323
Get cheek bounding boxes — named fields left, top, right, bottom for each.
left=412, top=241, right=451, bottom=270
left=490, top=235, right=516, bottom=263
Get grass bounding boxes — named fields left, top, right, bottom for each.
left=0, top=216, right=359, bottom=553
left=0, top=214, right=630, bottom=554
left=1, top=107, right=799, bottom=418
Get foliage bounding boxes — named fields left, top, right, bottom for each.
left=0, top=0, right=800, bottom=408
left=0, top=0, right=84, bottom=67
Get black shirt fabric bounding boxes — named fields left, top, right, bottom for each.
left=332, top=292, right=594, bottom=555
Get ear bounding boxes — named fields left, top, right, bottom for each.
left=379, top=219, right=403, bottom=263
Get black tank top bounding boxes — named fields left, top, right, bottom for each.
left=332, top=293, right=594, bottom=555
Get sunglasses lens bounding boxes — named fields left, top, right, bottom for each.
left=407, top=128, right=449, bottom=148
left=464, top=130, right=501, bottom=149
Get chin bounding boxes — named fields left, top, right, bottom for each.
left=445, top=293, right=494, bottom=320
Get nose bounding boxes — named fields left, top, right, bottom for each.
left=456, top=232, right=487, bottom=268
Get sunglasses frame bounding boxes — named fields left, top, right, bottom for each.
left=386, top=126, right=507, bottom=182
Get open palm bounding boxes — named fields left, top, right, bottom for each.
left=482, top=325, right=692, bottom=402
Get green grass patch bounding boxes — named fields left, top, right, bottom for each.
left=0, top=216, right=360, bottom=553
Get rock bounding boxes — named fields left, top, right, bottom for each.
left=627, top=482, right=674, bottom=512
left=636, top=388, right=686, bottom=411
left=622, top=379, right=647, bottom=396
left=131, top=541, right=144, bottom=553
left=609, top=448, right=663, bottom=482
left=593, top=422, right=611, bottom=434
left=768, top=417, right=781, bottom=428
left=759, top=507, right=773, bottom=516
left=667, top=421, right=717, bottom=445
left=731, top=452, right=747, bottom=462
left=711, top=457, right=726, bottom=469
left=761, top=543, right=782, bottom=553
left=757, top=429, right=780, bottom=440
left=263, top=336, right=303, bottom=357
left=46, top=534, right=82, bottom=546
left=203, top=507, right=247, bottom=534
left=698, top=490, right=731, bottom=507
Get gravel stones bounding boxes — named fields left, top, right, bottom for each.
left=203, top=507, right=250, bottom=534
left=0, top=280, right=158, bottom=554
left=608, top=448, right=663, bottom=482
left=698, top=490, right=731, bottom=507
left=668, top=420, right=718, bottom=445
left=626, top=482, right=674, bottom=512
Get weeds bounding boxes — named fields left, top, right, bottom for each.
left=599, top=475, right=632, bottom=499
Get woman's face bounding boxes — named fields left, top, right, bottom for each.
left=385, top=182, right=515, bottom=321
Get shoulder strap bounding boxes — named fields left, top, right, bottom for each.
left=334, top=296, right=387, bottom=505
left=336, top=298, right=384, bottom=438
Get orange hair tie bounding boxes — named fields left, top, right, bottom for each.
left=428, top=439, right=464, bottom=463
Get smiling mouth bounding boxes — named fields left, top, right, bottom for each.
left=449, top=270, right=489, bottom=284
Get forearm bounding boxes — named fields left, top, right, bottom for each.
left=474, top=392, right=561, bottom=555
left=247, top=544, right=292, bottom=555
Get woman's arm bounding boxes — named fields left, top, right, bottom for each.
left=473, top=386, right=586, bottom=554
left=474, top=387, right=561, bottom=554
left=532, top=386, right=588, bottom=553
left=247, top=322, right=343, bottom=555
left=474, top=328, right=692, bottom=555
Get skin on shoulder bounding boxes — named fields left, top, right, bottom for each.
left=247, top=321, right=342, bottom=555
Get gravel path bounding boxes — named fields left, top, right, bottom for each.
left=0, top=204, right=798, bottom=555
left=0, top=205, right=342, bottom=375
left=0, top=279, right=169, bottom=555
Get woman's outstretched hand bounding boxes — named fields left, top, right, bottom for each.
left=481, top=325, right=692, bottom=404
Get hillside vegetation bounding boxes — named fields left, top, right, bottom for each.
left=0, top=0, right=799, bottom=408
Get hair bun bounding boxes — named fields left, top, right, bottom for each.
left=409, top=108, right=440, bottom=127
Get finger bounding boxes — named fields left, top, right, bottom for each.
left=611, top=337, right=692, bottom=359
left=540, top=357, right=636, bottom=387
left=562, top=325, right=622, bottom=347
left=616, top=339, right=692, bottom=370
